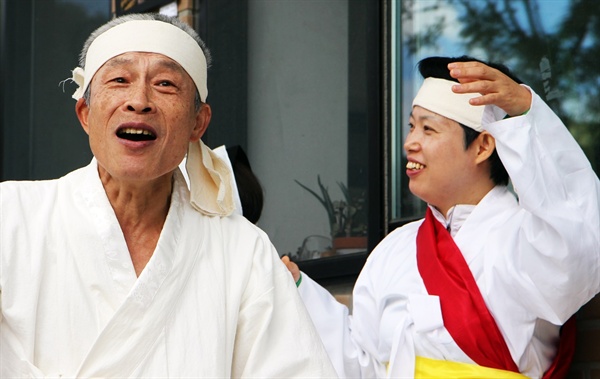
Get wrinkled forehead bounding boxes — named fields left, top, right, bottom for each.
left=81, top=20, right=207, bottom=101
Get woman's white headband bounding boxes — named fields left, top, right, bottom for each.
left=71, top=20, right=208, bottom=102
left=412, top=77, right=484, bottom=132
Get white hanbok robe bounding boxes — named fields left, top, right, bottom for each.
left=0, top=161, right=338, bottom=378
left=298, top=89, right=600, bottom=378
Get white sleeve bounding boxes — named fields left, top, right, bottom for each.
left=297, top=273, right=386, bottom=378
left=484, top=88, right=600, bottom=323
left=233, top=236, right=338, bottom=378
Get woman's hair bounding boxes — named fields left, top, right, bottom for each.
left=227, top=146, right=264, bottom=224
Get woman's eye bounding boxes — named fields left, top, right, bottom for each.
left=111, top=77, right=126, bottom=83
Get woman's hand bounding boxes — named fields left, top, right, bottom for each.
left=281, top=255, right=301, bottom=283
left=448, top=61, right=532, bottom=117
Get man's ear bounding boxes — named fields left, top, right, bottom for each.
left=75, top=98, right=91, bottom=135
left=474, top=131, right=496, bottom=165
left=191, top=103, right=211, bottom=142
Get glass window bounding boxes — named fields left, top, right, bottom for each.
left=391, top=0, right=600, bottom=223
left=200, top=0, right=382, bottom=282
left=1, top=0, right=110, bottom=180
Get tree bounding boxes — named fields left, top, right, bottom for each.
left=402, top=0, right=600, bottom=171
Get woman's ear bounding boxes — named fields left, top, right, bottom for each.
left=191, top=103, right=212, bottom=142
left=75, top=98, right=91, bottom=135
left=474, top=131, right=496, bottom=165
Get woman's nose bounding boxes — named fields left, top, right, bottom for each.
left=403, top=131, right=420, bottom=152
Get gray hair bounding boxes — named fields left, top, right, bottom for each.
left=80, top=13, right=210, bottom=111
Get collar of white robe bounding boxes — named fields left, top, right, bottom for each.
left=70, top=19, right=208, bottom=103
left=412, top=77, right=484, bottom=132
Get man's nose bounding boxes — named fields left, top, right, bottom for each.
left=125, top=85, right=155, bottom=113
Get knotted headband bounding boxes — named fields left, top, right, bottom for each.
left=412, top=77, right=484, bottom=132
left=70, top=19, right=208, bottom=102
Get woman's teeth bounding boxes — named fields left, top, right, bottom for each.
left=406, top=161, right=424, bottom=170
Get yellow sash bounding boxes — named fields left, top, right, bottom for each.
left=414, top=356, right=528, bottom=378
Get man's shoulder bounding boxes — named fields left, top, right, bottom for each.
left=1, top=177, right=59, bottom=205
left=218, top=214, right=271, bottom=244
left=191, top=212, right=272, bottom=253
left=1, top=166, right=88, bottom=203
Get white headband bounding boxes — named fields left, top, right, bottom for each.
left=71, top=20, right=208, bottom=102
left=412, top=77, right=484, bottom=132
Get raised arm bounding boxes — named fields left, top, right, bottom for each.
left=448, top=61, right=531, bottom=116
left=448, top=61, right=600, bottom=322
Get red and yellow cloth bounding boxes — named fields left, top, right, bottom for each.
left=416, top=208, right=575, bottom=378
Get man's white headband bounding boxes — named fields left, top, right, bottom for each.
left=71, top=20, right=208, bottom=102
left=412, top=77, right=484, bottom=132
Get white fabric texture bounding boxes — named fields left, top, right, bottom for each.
left=412, top=77, right=485, bottom=131
left=0, top=161, right=337, bottom=378
left=298, top=89, right=600, bottom=378
left=71, top=20, right=208, bottom=102
left=186, top=140, right=236, bottom=217
left=180, top=144, right=244, bottom=217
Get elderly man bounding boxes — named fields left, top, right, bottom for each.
left=0, top=13, right=337, bottom=378
left=283, top=56, right=600, bottom=378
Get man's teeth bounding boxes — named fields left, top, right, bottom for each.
left=120, top=128, right=154, bottom=136
left=406, top=161, right=424, bottom=170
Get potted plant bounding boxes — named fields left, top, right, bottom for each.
left=295, top=175, right=367, bottom=252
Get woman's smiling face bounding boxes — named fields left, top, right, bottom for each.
left=404, top=105, right=486, bottom=215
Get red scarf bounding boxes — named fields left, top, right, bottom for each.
left=416, top=208, right=575, bottom=377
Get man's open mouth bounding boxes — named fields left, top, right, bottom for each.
left=116, top=127, right=157, bottom=141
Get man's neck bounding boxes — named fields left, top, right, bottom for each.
left=99, top=167, right=173, bottom=276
